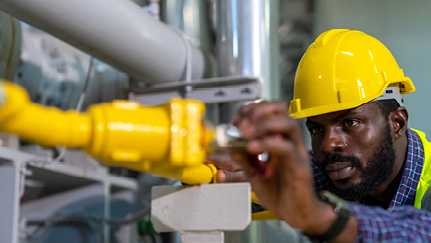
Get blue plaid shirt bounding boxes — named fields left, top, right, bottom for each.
left=312, top=128, right=431, bottom=242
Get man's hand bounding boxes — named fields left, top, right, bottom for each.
left=231, top=101, right=319, bottom=228
left=206, top=152, right=248, bottom=183
left=231, top=101, right=341, bottom=235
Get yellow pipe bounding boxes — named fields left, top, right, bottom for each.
left=251, top=192, right=279, bottom=220
left=0, top=81, right=92, bottom=147
left=251, top=211, right=279, bottom=221
left=0, top=80, right=216, bottom=184
left=121, top=161, right=217, bottom=185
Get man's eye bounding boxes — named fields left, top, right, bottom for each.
left=344, top=120, right=359, bottom=127
left=310, top=126, right=322, bottom=134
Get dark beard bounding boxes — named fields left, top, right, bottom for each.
left=318, top=124, right=396, bottom=201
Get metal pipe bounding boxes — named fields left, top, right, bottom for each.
left=162, top=0, right=217, bottom=78
left=0, top=12, right=21, bottom=81
left=182, top=0, right=217, bottom=78
left=217, top=0, right=280, bottom=100
left=161, top=0, right=185, bottom=29
left=0, top=0, right=204, bottom=84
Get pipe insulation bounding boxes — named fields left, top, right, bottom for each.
left=0, top=0, right=204, bottom=84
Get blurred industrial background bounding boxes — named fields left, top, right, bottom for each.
left=0, top=0, right=429, bottom=242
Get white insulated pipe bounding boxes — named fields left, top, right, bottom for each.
left=0, top=0, right=204, bottom=84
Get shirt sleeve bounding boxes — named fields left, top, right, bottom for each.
left=350, top=203, right=431, bottom=242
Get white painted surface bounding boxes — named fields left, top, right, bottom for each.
left=151, top=183, right=251, bottom=232
left=181, top=231, right=224, bottom=243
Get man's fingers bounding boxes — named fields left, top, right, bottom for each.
left=231, top=101, right=268, bottom=125
left=230, top=147, right=262, bottom=179
left=246, top=136, right=309, bottom=170
left=228, top=133, right=310, bottom=180
left=215, top=170, right=248, bottom=183
left=253, top=115, right=304, bottom=147
left=232, top=102, right=296, bottom=141
left=232, top=102, right=287, bottom=125
left=206, top=152, right=248, bottom=182
left=206, top=153, right=243, bottom=171
left=246, top=102, right=288, bottom=123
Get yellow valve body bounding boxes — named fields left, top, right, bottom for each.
left=85, top=99, right=208, bottom=166
left=85, top=98, right=215, bottom=184
left=0, top=81, right=216, bottom=184
left=86, top=100, right=171, bottom=163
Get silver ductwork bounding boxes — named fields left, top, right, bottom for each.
left=216, top=0, right=279, bottom=125
left=217, top=0, right=280, bottom=100
left=0, top=0, right=204, bottom=84
left=162, top=0, right=217, bottom=78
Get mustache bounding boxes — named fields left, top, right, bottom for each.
left=319, top=154, right=363, bottom=171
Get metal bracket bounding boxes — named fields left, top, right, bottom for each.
left=127, top=76, right=261, bottom=105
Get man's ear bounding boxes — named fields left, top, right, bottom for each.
left=390, top=106, right=409, bottom=140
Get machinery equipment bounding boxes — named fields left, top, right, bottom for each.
left=0, top=0, right=312, bottom=242
left=0, top=79, right=254, bottom=243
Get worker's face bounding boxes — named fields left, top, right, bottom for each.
left=306, top=103, right=395, bottom=201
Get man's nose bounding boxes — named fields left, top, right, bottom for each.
left=320, top=127, right=346, bottom=154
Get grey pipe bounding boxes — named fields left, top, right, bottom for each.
left=162, top=0, right=217, bottom=78
left=0, top=0, right=204, bottom=84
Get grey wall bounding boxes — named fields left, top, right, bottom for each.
left=314, top=0, right=431, bottom=136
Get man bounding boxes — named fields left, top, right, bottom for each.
left=209, top=29, right=431, bottom=242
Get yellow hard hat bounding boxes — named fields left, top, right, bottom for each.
left=288, top=29, right=415, bottom=119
